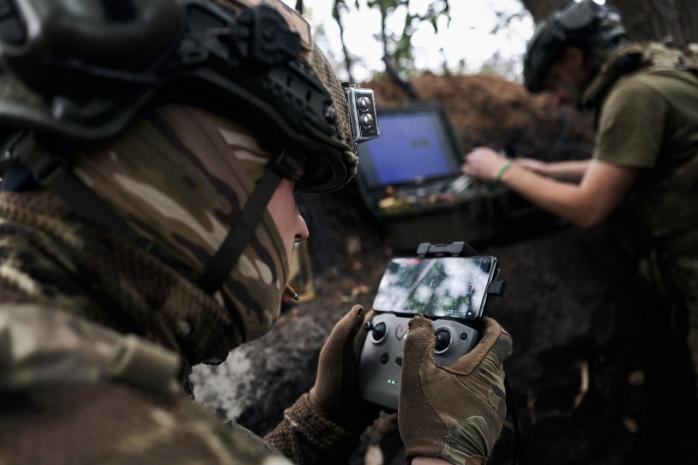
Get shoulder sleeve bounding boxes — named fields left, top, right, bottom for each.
left=593, top=78, right=668, bottom=168
left=0, top=382, right=294, bottom=465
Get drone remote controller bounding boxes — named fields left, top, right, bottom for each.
left=358, top=312, right=480, bottom=410
left=357, top=241, right=504, bottom=411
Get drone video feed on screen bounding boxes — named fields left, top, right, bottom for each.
left=358, top=111, right=460, bottom=189
left=372, top=256, right=494, bottom=320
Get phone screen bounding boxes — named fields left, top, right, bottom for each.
left=372, top=256, right=495, bottom=320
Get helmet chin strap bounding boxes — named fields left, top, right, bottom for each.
left=9, top=125, right=300, bottom=297
left=147, top=111, right=301, bottom=295
left=197, top=164, right=284, bottom=294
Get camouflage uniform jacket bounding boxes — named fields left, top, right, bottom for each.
left=0, top=192, right=358, bottom=465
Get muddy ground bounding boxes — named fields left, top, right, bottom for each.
left=191, top=74, right=697, bottom=465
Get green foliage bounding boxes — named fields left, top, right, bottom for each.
left=365, top=0, right=450, bottom=75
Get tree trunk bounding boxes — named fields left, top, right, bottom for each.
left=332, top=0, right=356, bottom=83
left=521, top=0, right=698, bottom=47
left=609, top=0, right=698, bottom=46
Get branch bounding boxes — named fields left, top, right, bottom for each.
left=332, top=0, right=356, bottom=83
left=382, top=55, right=420, bottom=101
left=490, top=11, right=527, bottom=34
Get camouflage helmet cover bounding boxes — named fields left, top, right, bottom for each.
left=523, top=0, right=626, bottom=93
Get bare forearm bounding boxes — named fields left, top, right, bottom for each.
left=463, top=149, right=635, bottom=229
left=545, top=159, right=591, bottom=181
left=501, top=164, right=597, bottom=227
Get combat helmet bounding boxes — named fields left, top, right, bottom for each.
left=0, top=0, right=379, bottom=322
left=523, top=0, right=626, bottom=93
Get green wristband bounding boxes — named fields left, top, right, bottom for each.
left=495, top=160, right=512, bottom=182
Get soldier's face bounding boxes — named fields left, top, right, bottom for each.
left=267, top=178, right=309, bottom=268
left=544, top=47, right=587, bottom=105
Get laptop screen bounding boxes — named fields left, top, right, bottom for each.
left=358, top=108, right=461, bottom=189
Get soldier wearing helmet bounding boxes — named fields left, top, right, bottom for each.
left=462, top=0, right=698, bottom=398
left=0, top=1, right=511, bottom=464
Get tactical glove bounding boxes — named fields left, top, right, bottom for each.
left=399, top=316, right=512, bottom=465
left=265, top=306, right=380, bottom=464
left=308, top=304, right=380, bottom=433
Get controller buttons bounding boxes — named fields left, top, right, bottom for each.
left=460, top=332, right=469, bottom=341
left=371, top=321, right=388, bottom=344
left=380, top=353, right=389, bottom=364
left=395, top=323, right=408, bottom=340
left=395, top=356, right=403, bottom=366
left=434, top=328, right=452, bottom=354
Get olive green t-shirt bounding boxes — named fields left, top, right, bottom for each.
left=594, top=66, right=698, bottom=180
left=594, top=65, right=698, bottom=244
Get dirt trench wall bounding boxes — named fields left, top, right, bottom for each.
left=368, top=72, right=596, bottom=161
left=190, top=75, right=696, bottom=465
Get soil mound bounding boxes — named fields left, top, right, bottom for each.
left=369, top=72, right=594, bottom=160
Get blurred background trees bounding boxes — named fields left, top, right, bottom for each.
left=522, top=0, right=697, bottom=46
left=304, top=0, right=697, bottom=81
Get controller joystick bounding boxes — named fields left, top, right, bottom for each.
left=359, top=313, right=479, bottom=410
left=370, top=321, right=388, bottom=343
left=434, top=327, right=451, bottom=353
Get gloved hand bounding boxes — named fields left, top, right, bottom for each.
left=399, top=316, right=512, bottom=465
left=265, top=306, right=381, bottom=463
left=308, top=304, right=381, bottom=433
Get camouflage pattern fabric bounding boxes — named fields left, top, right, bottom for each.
left=76, top=105, right=289, bottom=348
left=0, top=373, right=293, bottom=465
left=0, top=2, right=369, bottom=463
left=0, top=192, right=365, bottom=464
left=0, top=190, right=244, bottom=367
left=0, top=304, right=179, bottom=393
left=0, top=279, right=291, bottom=464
